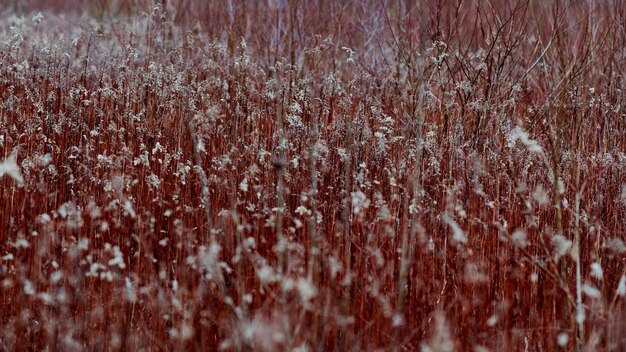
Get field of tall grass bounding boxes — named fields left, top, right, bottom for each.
left=0, top=0, right=625, bottom=351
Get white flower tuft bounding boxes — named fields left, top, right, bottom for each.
left=0, top=153, right=24, bottom=186
left=508, top=126, right=543, bottom=153
left=296, top=278, right=317, bottom=303
left=590, top=262, right=603, bottom=280
left=442, top=214, right=467, bottom=244
left=616, top=275, right=626, bottom=297
left=125, top=277, right=137, bottom=303
left=551, top=235, right=572, bottom=262
left=510, top=229, right=528, bottom=249
left=351, top=191, right=370, bottom=216
left=557, top=333, right=569, bottom=347
left=582, top=283, right=601, bottom=299
left=257, top=265, right=276, bottom=284
left=532, top=184, right=549, bottom=206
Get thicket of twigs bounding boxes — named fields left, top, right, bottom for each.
left=0, top=1, right=625, bottom=351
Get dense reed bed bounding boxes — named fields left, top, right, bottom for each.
left=0, top=1, right=625, bottom=351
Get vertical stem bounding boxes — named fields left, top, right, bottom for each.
left=274, top=92, right=292, bottom=349
left=392, top=60, right=426, bottom=351
left=307, top=99, right=319, bottom=281
left=574, top=155, right=584, bottom=351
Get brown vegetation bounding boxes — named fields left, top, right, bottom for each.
left=0, top=1, right=625, bottom=351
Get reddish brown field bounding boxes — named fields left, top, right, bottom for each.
left=0, top=1, right=625, bottom=351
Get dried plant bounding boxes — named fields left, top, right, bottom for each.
left=0, top=1, right=625, bottom=351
